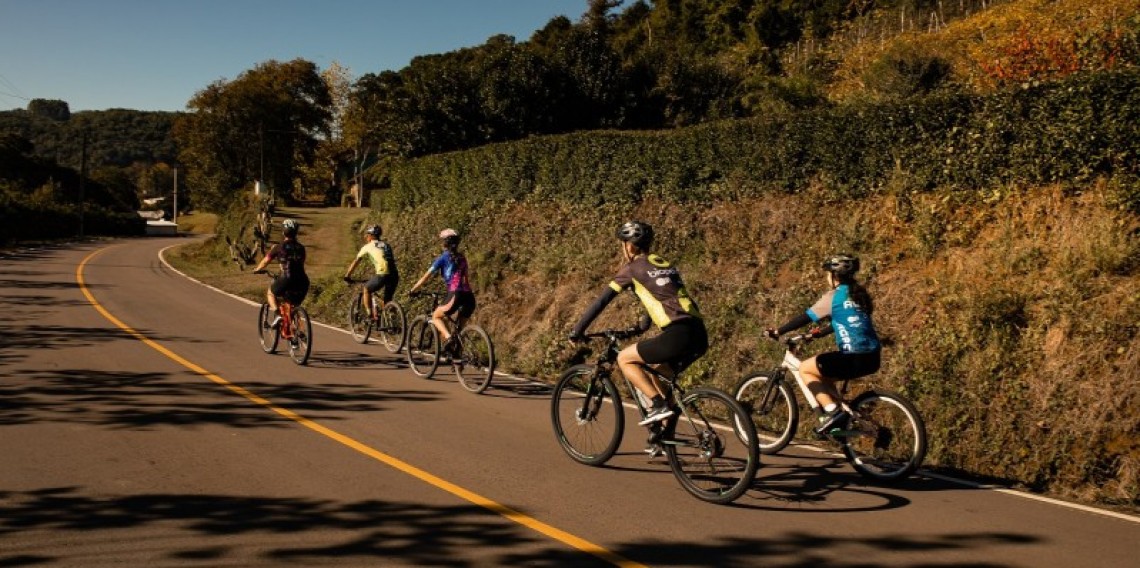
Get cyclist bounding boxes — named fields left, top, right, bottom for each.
left=766, top=254, right=881, bottom=435
left=569, top=221, right=707, bottom=426
left=253, top=218, right=309, bottom=329
left=408, top=228, right=475, bottom=356
left=343, top=224, right=399, bottom=321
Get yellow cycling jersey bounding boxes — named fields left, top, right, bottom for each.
left=608, top=254, right=701, bottom=328
left=356, top=241, right=397, bottom=276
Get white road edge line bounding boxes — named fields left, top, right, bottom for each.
left=157, top=244, right=1140, bottom=525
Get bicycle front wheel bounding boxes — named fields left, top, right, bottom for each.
left=733, top=371, right=798, bottom=454
left=551, top=365, right=625, bottom=466
left=454, top=325, right=495, bottom=394
left=258, top=303, right=279, bottom=354
left=840, top=389, right=927, bottom=483
left=288, top=306, right=313, bottom=365
left=665, top=387, right=760, bottom=504
left=406, top=315, right=439, bottom=377
left=376, top=301, right=407, bottom=353
left=348, top=294, right=371, bottom=344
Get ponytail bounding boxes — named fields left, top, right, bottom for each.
left=842, top=277, right=874, bottom=315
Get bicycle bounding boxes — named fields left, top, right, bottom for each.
left=551, top=328, right=760, bottom=504
left=255, top=271, right=313, bottom=365
left=345, top=278, right=407, bottom=353
left=404, top=291, right=496, bottom=393
left=733, top=332, right=927, bottom=482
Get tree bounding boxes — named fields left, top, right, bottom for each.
left=27, top=99, right=71, bottom=122
left=175, top=59, right=332, bottom=211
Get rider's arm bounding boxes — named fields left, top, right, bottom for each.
left=634, top=312, right=652, bottom=333
left=344, top=257, right=361, bottom=279
left=253, top=247, right=275, bottom=273
left=774, top=312, right=812, bottom=336
left=571, top=287, right=619, bottom=337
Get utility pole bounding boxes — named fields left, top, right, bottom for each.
left=79, top=130, right=87, bottom=238
left=172, top=165, right=179, bottom=225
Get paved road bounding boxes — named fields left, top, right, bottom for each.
left=1, top=237, right=1137, bottom=567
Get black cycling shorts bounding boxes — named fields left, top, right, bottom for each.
left=440, top=291, right=476, bottom=319
left=271, top=274, right=310, bottom=305
left=365, top=273, right=399, bottom=302
left=816, top=349, right=881, bottom=381
left=636, top=317, right=708, bottom=374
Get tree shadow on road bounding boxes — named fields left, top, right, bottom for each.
left=0, top=486, right=1042, bottom=567
left=0, top=368, right=442, bottom=429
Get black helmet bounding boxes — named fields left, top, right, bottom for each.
left=616, top=221, right=654, bottom=249
left=282, top=219, right=299, bottom=237
left=365, top=224, right=382, bottom=238
left=822, top=254, right=860, bottom=278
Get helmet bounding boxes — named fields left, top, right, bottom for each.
left=616, top=221, right=654, bottom=249
left=439, top=228, right=460, bottom=244
left=364, top=224, right=382, bottom=238
left=282, top=219, right=299, bottom=237
left=821, top=254, right=860, bottom=278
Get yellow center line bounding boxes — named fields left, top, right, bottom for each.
left=77, top=246, right=646, bottom=568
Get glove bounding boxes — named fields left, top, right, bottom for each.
left=253, top=269, right=266, bottom=275
left=568, top=332, right=585, bottom=343
left=343, top=276, right=353, bottom=284
left=764, top=328, right=780, bottom=340
left=806, top=327, right=823, bottom=338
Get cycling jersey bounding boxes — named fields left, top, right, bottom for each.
left=573, top=254, right=701, bottom=337
left=428, top=251, right=471, bottom=293
left=807, top=284, right=880, bottom=354
left=356, top=240, right=398, bottom=276
left=266, top=240, right=307, bottom=279
left=609, top=254, right=701, bottom=328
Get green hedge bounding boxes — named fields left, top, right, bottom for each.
left=381, top=69, right=1140, bottom=212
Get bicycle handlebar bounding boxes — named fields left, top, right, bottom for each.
left=575, top=327, right=645, bottom=342
left=409, top=290, right=446, bottom=298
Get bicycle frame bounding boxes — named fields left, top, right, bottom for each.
left=771, top=334, right=852, bottom=416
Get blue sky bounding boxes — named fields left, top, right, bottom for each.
left=0, top=0, right=590, bottom=112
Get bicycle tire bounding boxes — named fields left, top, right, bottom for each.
left=733, top=371, right=798, bottom=454
left=258, top=303, right=279, bottom=354
left=839, top=389, right=927, bottom=483
left=665, top=387, right=760, bottom=504
left=454, top=325, right=495, bottom=394
left=406, top=315, right=439, bottom=377
left=550, top=365, right=625, bottom=466
left=376, top=301, right=407, bottom=354
left=289, top=306, right=313, bottom=365
left=348, top=293, right=372, bottom=344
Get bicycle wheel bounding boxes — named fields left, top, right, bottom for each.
left=839, top=389, right=927, bottom=483
left=376, top=301, right=407, bottom=353
left=551, top=365, right=624, bottom=466
left=288, top=306, right=313, bottom=365
left=258, top=303, right=279, bottom=354
left=348, top=293, right=372, bottom=344
left=733, top=371, right=798, bottom=454
left=665, top=387, right=760, bottom=504
left=406, top=315, right=439, bottom=377
left=454, top=325, right=495, bottom=394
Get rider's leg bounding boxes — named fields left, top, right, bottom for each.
left=800, top=355, right=841, bottom=410
left=362, top=288, right=375, bottom=319
left=431, top=305, right=452, bottom=341
left=617, top=344, right=666, bottom=400
left=266, top=288, right=278, bottom=313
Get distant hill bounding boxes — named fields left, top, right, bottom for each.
left=0, top=106, right=180, bottom=172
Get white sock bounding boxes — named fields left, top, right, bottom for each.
left=823, top=403, right=838, bottom=413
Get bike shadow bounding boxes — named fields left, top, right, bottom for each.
left=479, top=378, right=553, bottom=399
left=306, top=351, right=408, bottom=370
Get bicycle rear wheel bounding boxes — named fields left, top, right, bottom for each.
left=839, top=389, right=927, bottom=483
left=665, top=387, right=760, bottom=504
left=551, top=365, right=624, bottom=466
left=288, top=306, right=312, bottom=365
left=454, top=325, right=495, bottom=394
left=258, top=303, right=279, bottom=354
left=406, top=315, right=439, bottom=377
left=733, top=371, right=798, bottom=454
left=348, top=294, right=372, bottom=344
left=376, top=301, right=407, bottom=353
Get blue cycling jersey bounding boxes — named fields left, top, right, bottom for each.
left=428, top=250, right=471, bottom=293
left=807, top=284, right=880, bottom=353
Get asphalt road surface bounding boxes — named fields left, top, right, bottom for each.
left=2, top=237, right=1137, bottom=567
